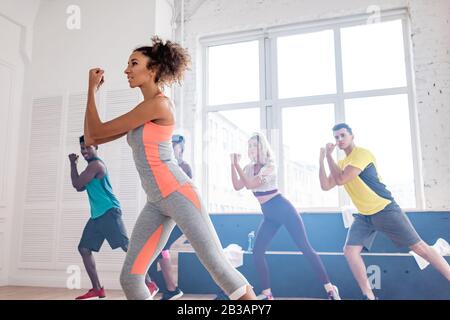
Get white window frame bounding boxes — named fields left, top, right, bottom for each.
left=200, top=8, right=424, bottom=212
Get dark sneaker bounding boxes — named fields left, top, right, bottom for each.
left=162, top=287, right=184, bottom=300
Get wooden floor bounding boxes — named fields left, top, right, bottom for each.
left=0, top=286, right=214, bottom=300
left=0, top=286, right=313, bottom=300
left=0, top=242, right=318, bottom=300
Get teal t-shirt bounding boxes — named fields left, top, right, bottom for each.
left=85, top=157, right=121, bottom=219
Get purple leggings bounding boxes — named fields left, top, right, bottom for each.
left=253, top=194, right=330, bottom=290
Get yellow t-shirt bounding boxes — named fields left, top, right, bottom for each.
left=338, top=147, right=394, bottom=215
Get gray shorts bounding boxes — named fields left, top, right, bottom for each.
left=345, top=202, right=421, bottom=250
left=79, top=207, right=129, bottom=252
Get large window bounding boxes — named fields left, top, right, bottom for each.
left=202, top=10, right=421, bottom=212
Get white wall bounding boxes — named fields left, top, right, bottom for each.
left=0, top=0, right=41, bottom=286
left=179, top=0, right=450, bottom=210
left=7, top=0, right=173, bottom=289
left=156, top=0, right=176, bottom=41
left=31, top=0, right=159, bottom=95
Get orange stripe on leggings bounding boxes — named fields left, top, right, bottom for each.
left=178, top=183, right=201, bottom=210
left=130, top=224, right=163, bottom=275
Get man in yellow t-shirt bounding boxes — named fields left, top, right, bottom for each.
left=319, top=123, right=450, bottom=300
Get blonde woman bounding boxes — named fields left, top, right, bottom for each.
left=231, top=132, right=340, bottom=300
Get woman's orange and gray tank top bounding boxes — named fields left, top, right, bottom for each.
left=126, top=96, right=190, bottom=202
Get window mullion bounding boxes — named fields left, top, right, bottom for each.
left=334, top=27, right=349, bottom=209
left=265, top=34, right=285, bottom=194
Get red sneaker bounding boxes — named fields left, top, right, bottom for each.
left=146, top=281, right=159, bottom=298
left=75, top=287, right=106, bottom=300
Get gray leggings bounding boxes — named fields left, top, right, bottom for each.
left=120, top=183, right=249, bottom=299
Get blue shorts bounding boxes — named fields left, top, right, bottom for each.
left=345, top=202, right=422, bottom=250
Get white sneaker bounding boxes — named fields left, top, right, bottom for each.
left=256, top=292, right=274, bottom=300
left=327, top=285, right=341, bottom=300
